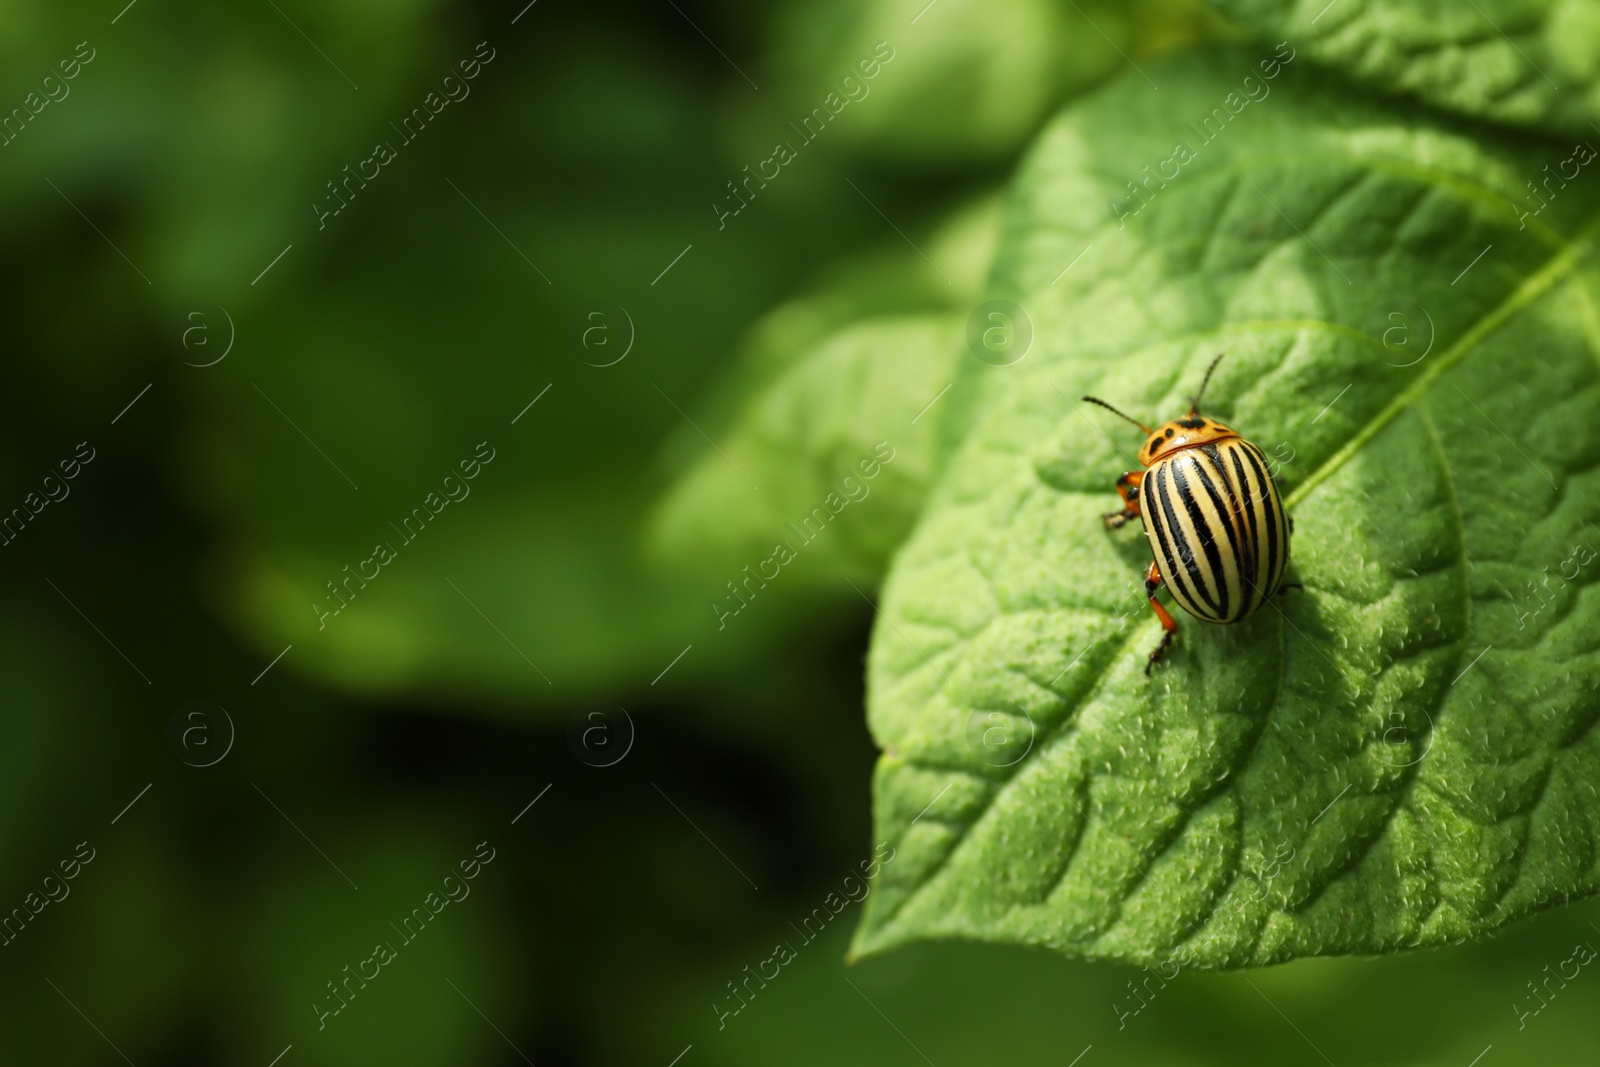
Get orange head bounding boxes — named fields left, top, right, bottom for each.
left=1082, top=352, right=1238, bottom=468
left=1137, top=414, right=1238, bottom=465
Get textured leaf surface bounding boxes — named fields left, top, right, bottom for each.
left=853, top=49, right=1600, bottom=968
left=1209, top=0, right=1600, bottom=136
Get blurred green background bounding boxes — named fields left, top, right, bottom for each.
left=3, top=0, right=1598, bottom=1063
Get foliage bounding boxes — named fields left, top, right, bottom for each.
left=1208, top=0, right=1600, bottom=136
left=7, top=0, right=1600, bottom=1063
left=852, top=47, right=1600, bottom=967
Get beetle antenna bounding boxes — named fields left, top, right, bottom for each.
left=1081, top=396, right=1152, bottom=433
left=1190, top=352, right=1226, bottom=415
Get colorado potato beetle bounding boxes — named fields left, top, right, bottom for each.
left=1083, top=354, right=1297, bottom=673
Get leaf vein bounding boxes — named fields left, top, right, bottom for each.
left=1286, top=210, right=1600, bottom=510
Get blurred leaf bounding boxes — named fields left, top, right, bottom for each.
left=167, top=25, right=871, bottom=707
left=0, top=616, right=96, bottom=867
left=649, top=196, right=1000, bottom=583
left=1207, top=0, right=1600, bottom=136
left=735, top=193, right=1001, bottom=382
left=854, top=49, right=1600, bottom=967
left=769, top=0, right=1220, bottom=167
left=625, top=903, right=1600, bottom=1065
left=651, top=315, right=961, bottom=584
left=231, top=826, right=517, bottom=1067
left=0, top=0, right=452, bottom=303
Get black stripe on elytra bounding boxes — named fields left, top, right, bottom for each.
left=1247, top=439, right=1289, bottom=584
left=1226, top=443, right=1264, bottom=613
left=1239, top=442, right=1281, bottom=594
left=1146, top=464, right=1208, bottom=616
left=1196, top=445, right=1249, bottom=616
left=1169, top=459, right=1229, bottom=617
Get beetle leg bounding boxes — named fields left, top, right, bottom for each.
left=1275, top=582, right=1303, bottom=596
left=1143, top=559, right=1178, bottom=675
left=1104, top=471, right=1144, bottom=529
left=1287, top=514, right=1295, bottom=535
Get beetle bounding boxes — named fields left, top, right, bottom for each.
left=1083, top=353, right=1297, bottom=674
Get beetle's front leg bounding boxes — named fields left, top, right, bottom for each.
left=1144, top=559, right=1178, bottom=675
left=1104, top=470, right=1144, bottom=529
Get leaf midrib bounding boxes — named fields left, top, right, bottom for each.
left=868, top=213, right=1600, bottom=957
left=1286, top=208, right=1600, bottom=509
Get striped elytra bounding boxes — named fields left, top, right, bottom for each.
left=1139, top=438, right=1289, bottom=624
left=1082, top=352, right=1298, bottom=673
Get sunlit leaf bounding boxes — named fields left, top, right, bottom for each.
left=854, top=49, right=1600, bottom=968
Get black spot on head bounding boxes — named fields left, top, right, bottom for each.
left=1147, top=436, right=1163, bottom=453
left=1164, top=427, right=1174, bottom=438
left=1177, top=416, right=1207, bottom=429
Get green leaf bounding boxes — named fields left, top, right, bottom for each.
left=852, top=48, right=1600, bottom=968
left=768, top=0, right=1221, bottom=166
left=649, top=315, right=962, bottom=583
left=648, top=196, right=998, bottom=582
left=1207, top=0, right=1600, bottom=136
